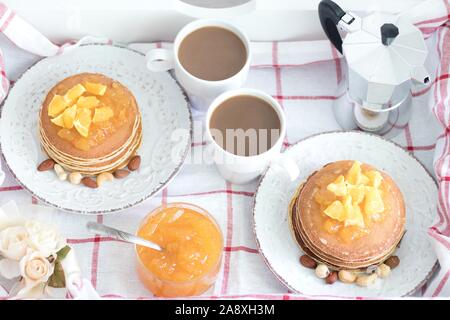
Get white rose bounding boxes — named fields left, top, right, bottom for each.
left=21, top=250, right=54, bottom=284
left=25, top=220, right=66, bottom=258
left=15, top=250, right=55, bottom=298
left=0, top=226, right=30, bottom=260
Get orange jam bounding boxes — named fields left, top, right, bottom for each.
left=136, top=203, right=223, bottom=297
left=314, top=161, right=385, bottom=243
left=49, top=78, right=135, bottom=151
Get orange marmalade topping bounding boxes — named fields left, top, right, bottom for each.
left=136, top=204, right=223, bottom=296
left=48, top=81, right=134, bottom=151
left=314, top=161, right=385, bottom=243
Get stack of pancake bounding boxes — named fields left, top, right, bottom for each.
left=39, top=73, right=142, bottom=176
left=290, top=160, right=405, bottom=271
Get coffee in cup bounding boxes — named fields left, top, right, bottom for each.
left=146, top=19, right=251, bottom=111
left=209, top=94, right=281, bottom=157
left=206, top=89, right=298, bottom=185
left=178, top=26, right=247, bottom=81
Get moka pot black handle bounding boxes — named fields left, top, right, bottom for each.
left=318, top=0, right=346, bottom=53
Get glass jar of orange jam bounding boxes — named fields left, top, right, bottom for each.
left=136, top=203, right=223, bottom=297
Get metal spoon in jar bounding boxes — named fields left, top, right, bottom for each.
left=86, top=221, right=163, bottom=252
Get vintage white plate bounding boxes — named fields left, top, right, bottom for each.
left=0, top=45, right=191, bottom=214
left=253, top=131, right=438, bottom=298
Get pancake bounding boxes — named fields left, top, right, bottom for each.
left=38, top=73, right=142, bottom=176
left=290, top=161, right=405, bottom=271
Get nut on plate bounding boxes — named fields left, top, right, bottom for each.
left=68, top=172, right=82, bottom=185
left=300, top=255, right=317, bottom=269
left=356, top=273, right=377, bottom=287
left=82, top=177, right=98, bottom=189
left=325, top=271, right=338, bottom=285
left=97, top=172, right=114, bottom=187
left=338, top=270, right=357, bottom=284
left=376, top=264, right=391, bottom=278
left=315, top=264, right=329, bottom=279
left=384, top=256, right=400, bottom=269
left=37, top=159, right=55, bottom=171
left=54, top=164, right=67, bottom=181
left=127, top=155, right=141, bottom=171
left=113, top=169, right=130, bottom=179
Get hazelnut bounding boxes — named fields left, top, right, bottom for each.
left=315, top=264, right=329, bottom=279
left=325, top=271, right=338, bottom=285
left=384, top=256, right=400, bottom=269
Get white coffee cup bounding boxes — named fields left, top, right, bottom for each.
left=205, top=88, right=299, bottom=185
left=146, top=19, right=251, bottom=111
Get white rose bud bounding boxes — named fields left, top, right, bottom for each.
left=16, top=250, right=55, bottom=297
left=25, top=220, right=66, bottom=258
left=0, top=226, right=30, bottom=260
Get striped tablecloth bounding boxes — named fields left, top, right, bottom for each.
left=0, top=1, right=449, bottom=299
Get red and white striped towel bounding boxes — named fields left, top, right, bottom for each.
left=0, top=1, right=450, bottom=299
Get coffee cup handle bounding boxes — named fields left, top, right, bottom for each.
left=271, top=155, right=300, bottom=182
left=146, top=48, right=175, bottom=72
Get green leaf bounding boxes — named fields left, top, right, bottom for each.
left=56, top=245, right=71, bottom=261
left=48, top=260, right=66, bottom=288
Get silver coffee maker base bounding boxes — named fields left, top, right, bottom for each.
left=332, top=92, right=412, bottom=139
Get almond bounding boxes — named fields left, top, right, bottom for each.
left=299, top=255, right=317, bottom=269
left=113, top=169, right=130, bottom=179
left=325, top=271, right=338, bottom=285
left=37, top=159, right=55, bottom=171
left=127, top=155, right=141, bottom=171
left=384, top=256, right=400, bottom=269
left=82, top=177, right=98, bottom=189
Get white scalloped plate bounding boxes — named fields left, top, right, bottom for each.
left=253, top=131, right=438, bottom=298
left=0, top=45, right=191, bottom=214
